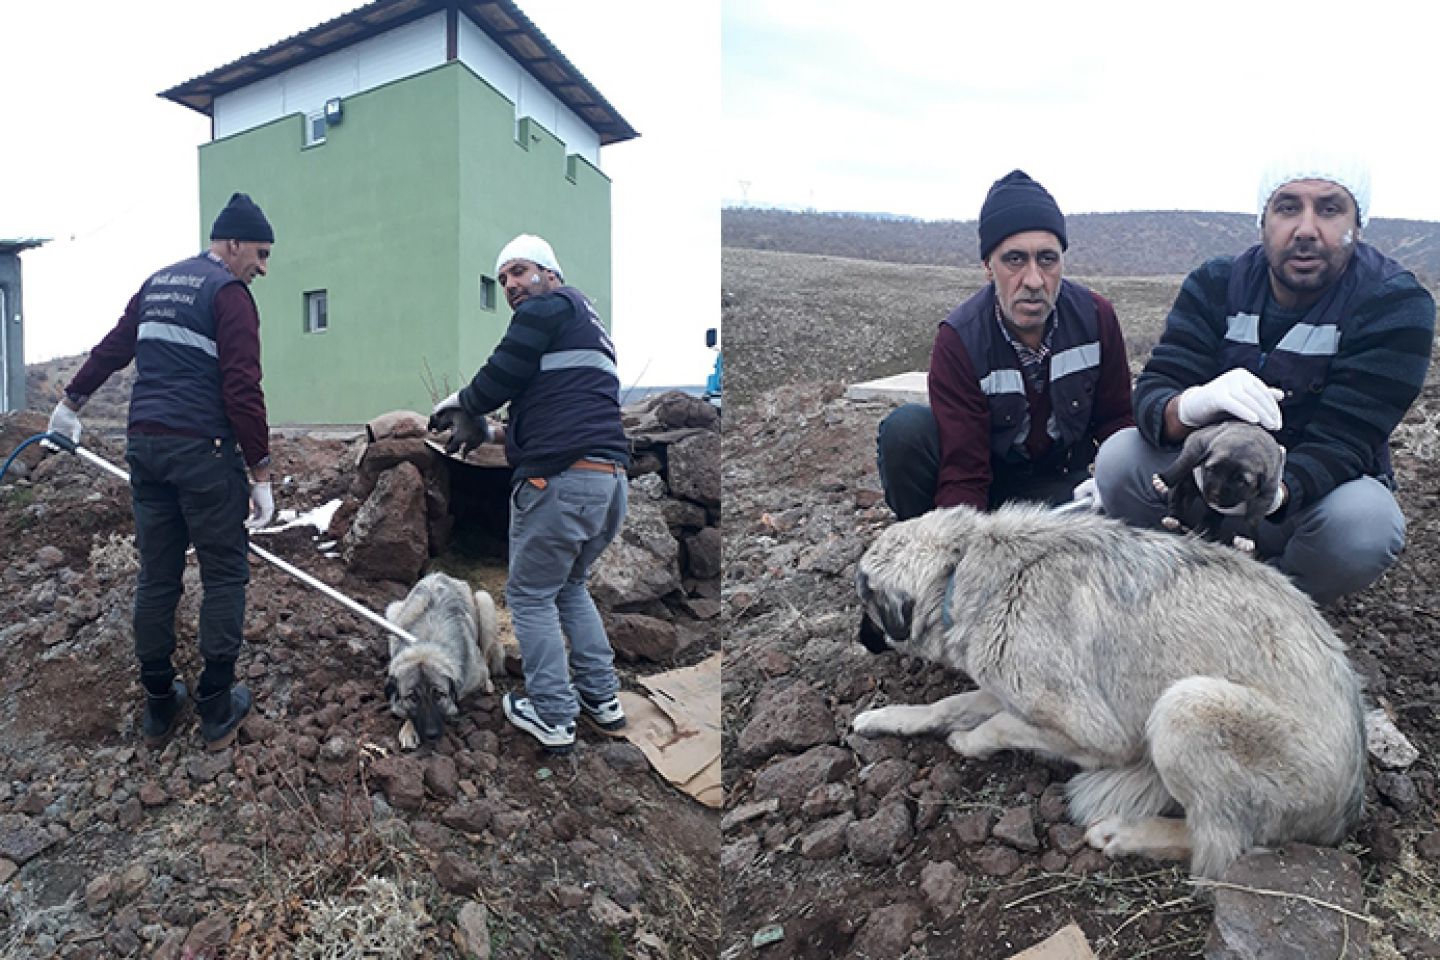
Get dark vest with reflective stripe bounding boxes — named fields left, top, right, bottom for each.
left=943, top=279, right=1102, bottom=471
left=1220, top=242, right=1404, bottom=475
left=506, top=286, right=631, bottom=478
left=128, top=253, right=246, bottom=439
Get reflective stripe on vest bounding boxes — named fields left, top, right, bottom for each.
left=539, top=348, right=619, bottom=378
left=1050, top=342, right=1100, bottom=382
left=978, top=368, right=1025, bottom=397
left=137, top=321, right=219, bottom=358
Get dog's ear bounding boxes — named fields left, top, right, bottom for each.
left=875, top=590, right=914, bottom=644
left=858, top=611, right=892, bottom=654
left=384, top=676, right=398, bottom=701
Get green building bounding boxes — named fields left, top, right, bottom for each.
left=161, top=0, right=636, bottom=425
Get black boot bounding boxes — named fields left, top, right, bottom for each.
left=195, top=684, right=252, bottom=752
left=142, top=679, right=189, bottom=749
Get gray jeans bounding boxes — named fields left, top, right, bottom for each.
left=506, top=464, right=628, bottom=724
left=1094, top=427, right=1405, bottom=605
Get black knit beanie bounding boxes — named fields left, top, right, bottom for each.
left=977, top=170, right=1066, bottom=261
left=210, top=193, right=274, bottom=242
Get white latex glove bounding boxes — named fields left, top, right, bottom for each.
left=1071, top=476, right=1104, bottom=513
left=46, top=400, right=82, bottom=445
left=1176, top=369, right=1285, bottom=431
left=246, top=481, right=274, bottom=530
left=431, top=391, right=462, bottom=419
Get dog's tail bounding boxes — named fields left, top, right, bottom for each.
left=473, top=589, right=506, bottom=677
left=1067, top=762, right=1175, bottom=827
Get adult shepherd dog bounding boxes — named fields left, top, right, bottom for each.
left=385, top=572, right=507, bottom=750
left=852, top=503, right=1365, bottom=879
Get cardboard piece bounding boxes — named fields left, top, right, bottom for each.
left=1004, top=924, right=1096, bottom=960
left=614, top=653, right=722, bottom=808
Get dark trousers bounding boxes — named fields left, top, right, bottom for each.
left=126, top=436, right=250, bottom=676
left=876, top=403, right=1089, bottom=520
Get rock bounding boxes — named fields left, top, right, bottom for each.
left=666, top=431, right=720, bottom=508
left=846, top=802, right=912, bottom=864
left=1365, top=708, right=1419, bottom=769
left=607, top=613, right=680, bottom=661
left=952, top=810, right=994, bottom=846
left=800, top=813, right=854, bottom=860
left=183, top=914, right=232, bottom=953
left=0, top=813, right=57, bottom=864
left=801, top=782, right=854, bottom=820
left=591, top=495, right=682, bottom=607
left=720, top=798, right=780, bottom=833
left=138, top=782, right=169, bottom=808
left=598, top=741, right=649, bottom=773
left=851, top=902, right=924, bottom=959
left=369, top=755, right=426, bottom=811
left=424, top=755, right=459, bottom=799
left=1205, top=843, right=1368, bottom=960
left=920, top=860, right=969, bottom=916
left=455, top=900, right=492, bottom=960
left=722, top=836, right=761, bottom=874
left=0, top=859, right=15, bottom=883
left=343, top=462, right=429, bottom=582
left=737, top=681, right=837, bottom=762
left=971, top=844, right=1022, bottom=877
left=589, top=891, right=634, bottom=930
left=1374, top=771, right=1420, bottom=814
left=683, top=527, right=722, bottom=579
left=435, top=851, right=482, bottom=895
left=35, top=545, right=65, bottom=569
left=860, top=757, right=917, bottom=799
left=200, top=843, right=253, bottom=879
left=85, top=873, right=115, bottom=912
left=751, top=745, right=855, bottom=810
left=1047, top=823, right=1087, bottom=855
left=992, top=805, right=1041, bottom=852
left=441, top=801, right=494, bottom=834
left=549, top=882, right=590, bottom=909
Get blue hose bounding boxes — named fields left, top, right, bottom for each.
left=0, top=433, right=72, bottom=486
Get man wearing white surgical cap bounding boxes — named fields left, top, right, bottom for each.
left=429, top=233, right=630, bottom=753
left=1092, top=153, right=1435, bottom=605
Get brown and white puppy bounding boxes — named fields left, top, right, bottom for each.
left=384, top=572, right=506, bottom=749
left=1152, top=421, right=1285, bottom=552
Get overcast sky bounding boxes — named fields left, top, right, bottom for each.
left=724, top=0, right=1440, bottom=226
left=1, top=0, right=719, bottom=389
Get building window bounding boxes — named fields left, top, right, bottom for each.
left=304, top=111, right=326, bottom=147
left=480, top=276, right=497, bottom=311
left=304, top=291, right=328, bottom=333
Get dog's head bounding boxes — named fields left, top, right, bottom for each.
left=386, top=653, right=463, bottom=743
left=855, top=508, right=979, bottom=656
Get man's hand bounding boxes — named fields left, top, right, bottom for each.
left=246, top=481, right=274, bottom=530
left=1176, top=369, right=1285, bottom=431
left=428, top=392, right=492, bottom=456
left=1071, top=476, right=1104, bottom=513
left=45, top=399, right=82, bottom=448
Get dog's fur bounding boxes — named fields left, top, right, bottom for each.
left=851, top=504, right=1365, bottom=879
left=1152, top=421, right=1285, bottom=552
left=384, top=572, right=506, bottom=750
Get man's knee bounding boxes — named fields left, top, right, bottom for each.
left=1094, top=427, right=1169, bottom=525
left=877, top=403, right=936, bottom=460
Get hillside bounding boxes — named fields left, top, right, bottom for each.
left=723, top=207, right=1440, bottom=282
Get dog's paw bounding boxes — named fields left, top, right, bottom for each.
left=851, top=707, right=895, bottom=737
left=1161, top=516, right=1183, bottom=531
left=1230, top=535, right=1256, bottom=553
left=1151, top=473, right=1172, bottom=495
left=1084, top=815, right=1130, bottom=856
left=398, top=719, right=419, bottom=751
left=945, top=729, right=997, bottom=760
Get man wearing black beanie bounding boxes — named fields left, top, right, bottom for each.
left=875, top=170, right=1135, bottom=517
left=46, top=191, right=275, bottom=751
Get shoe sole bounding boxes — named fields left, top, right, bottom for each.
left=580, top=712, right=628, bottom=734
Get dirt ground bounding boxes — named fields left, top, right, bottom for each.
left=0, top=411, right=719, bottom=959
left=720, top=249, right=1440, bottom=959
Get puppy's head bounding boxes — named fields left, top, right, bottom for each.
left=1198, top=424, right=1284, bottom=513
left=386, top=657, right=463, bottom=743
left=855, top=509, right=977, bottom=655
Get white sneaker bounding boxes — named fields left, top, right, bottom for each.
left=576, top=691, right=626, bottom=731
left=503, top=694, right=576, bottom=751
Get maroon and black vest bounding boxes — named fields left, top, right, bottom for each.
left=128, top=252, right=248, bottom=440
left=943, top=279, right=1103, bottom=473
